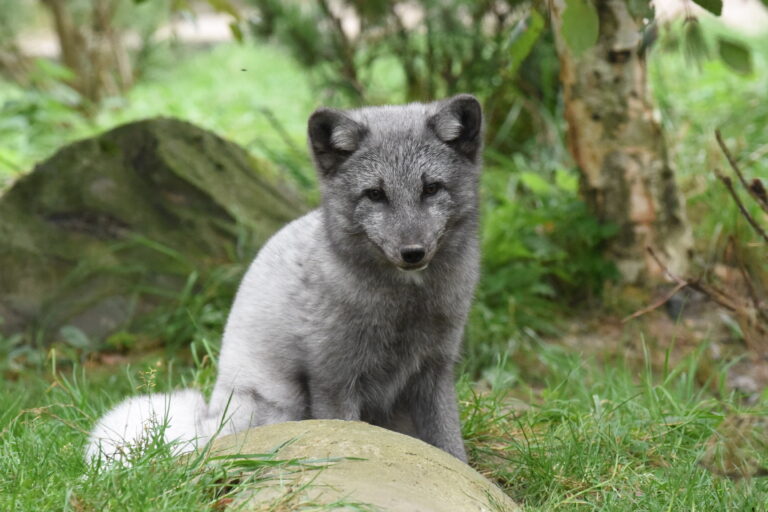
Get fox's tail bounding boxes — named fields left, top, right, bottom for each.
left=85, top=389, right=212, bottom=465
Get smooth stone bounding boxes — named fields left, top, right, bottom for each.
left=207, top=419, right=518, bottom=511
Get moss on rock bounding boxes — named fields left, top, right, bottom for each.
left=0, top=118, right=306, bottom=342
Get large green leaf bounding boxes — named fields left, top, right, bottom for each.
left=718, top=38, right=752, bottom=74
left=691, top=0, right=723, bottom=15
left=561, top=0, right=600, bottom=56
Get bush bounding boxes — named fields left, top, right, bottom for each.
left=466, top=153, right=618, bottom=373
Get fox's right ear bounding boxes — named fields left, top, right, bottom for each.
left=429, top=94, right=483, bottom=162
left=308, top=108, right=366, bottom=176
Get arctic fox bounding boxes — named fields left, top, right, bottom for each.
left=86, top=94, right=483, bottom=464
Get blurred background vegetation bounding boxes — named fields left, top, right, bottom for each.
left=1, top=0, right=768, bottom=509
left=2, top=0, right=763, bottom=372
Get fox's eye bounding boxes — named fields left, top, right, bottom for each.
left=365, top=188, right=387, bottom=202
left=422, top=182, right=442, bottom=197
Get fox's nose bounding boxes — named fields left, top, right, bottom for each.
left=400, top=245, right=426, bottom=264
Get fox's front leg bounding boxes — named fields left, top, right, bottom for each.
left=309, top=379, right=362, bottom=421
left=207, top=384, right=306, bottom=436
left=407, top=362, right=467, bottom=462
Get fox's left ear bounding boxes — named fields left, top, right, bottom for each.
left=429, top=94, right=483, bottom=161
left=308, top=107, right=367, bottom=177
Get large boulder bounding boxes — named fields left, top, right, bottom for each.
left=208, top=420, right=519, bottom=511
left=0, top=118, right=306, bottom=342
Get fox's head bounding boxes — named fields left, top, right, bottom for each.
left=307, top=95, right=483, bottom=274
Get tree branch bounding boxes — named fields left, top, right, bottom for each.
left=716, top=129, right=768, bottom=214
left=714, top=170, right=768, bottom=245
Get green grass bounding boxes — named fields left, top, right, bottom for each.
left=462, top=346, right=768, bottom=510
left=2, top=338, right=767, bottom=510
left=0, top=369, right=369, bottom=511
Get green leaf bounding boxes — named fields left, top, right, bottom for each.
left=718, top=38, right=752, bottom=74
left=33, top=58, right=76, bottom=82
left=520, top=172, right=552, bottom=195
left=561, top=0, right=600, bottom=56
left=691, top=0, right=723, bottom=15
left=555, top=169, right=578, bottom=192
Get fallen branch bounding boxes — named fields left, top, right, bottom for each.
left=627, top=248, right=765, bottom=349
left=621, top=279, right=687, bottom=323
left=622, top=246, right=697, bottom=323
left=623, top=247, right=724, bottom=321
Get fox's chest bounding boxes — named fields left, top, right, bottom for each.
left=307, top=284, right=460, bottom=396
left=321, top=281, right=462, bottom=345
left=316, top=329, right=437, bottom=416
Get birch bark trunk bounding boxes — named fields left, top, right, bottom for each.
left=550, top=0, right=692, bottom=283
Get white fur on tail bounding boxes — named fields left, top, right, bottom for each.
left=85, top=389, right=210, bottom=464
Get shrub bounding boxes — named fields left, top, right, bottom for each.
left=466, top=153, right=618, bottom=373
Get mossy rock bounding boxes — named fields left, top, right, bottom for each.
left=0, top=118, right=306, bottom=342
left=208, top=420, right=519, bottom=511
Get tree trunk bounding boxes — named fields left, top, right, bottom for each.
left=550, top=0, right=692, bottom=283
left=40, top=0, right=134, bottom=106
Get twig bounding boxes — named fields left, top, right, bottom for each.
left=621, top=280, right=687, bottom=323
left=647, top=247, right=736, bottom=311
left=691, top=276, right=743, bottom=314
left=624, top=247, right=747, bottom=323
left=716, top=129, right=768, bottom=214
left=647, top=246, right=687, bottom=286
left=730, top=235, right=768, bottom=324
left=622, top=247, right=692, bottom=322
left=714, top=170, right=768, bottom=245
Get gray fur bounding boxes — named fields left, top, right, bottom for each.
left=86, top=95, right=483, bottom=464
